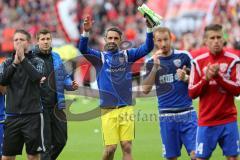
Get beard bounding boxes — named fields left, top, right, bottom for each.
left=104, top=42, right=118, bottom=52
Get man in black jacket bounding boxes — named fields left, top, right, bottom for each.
left=0, top=29, right=45, bottom=160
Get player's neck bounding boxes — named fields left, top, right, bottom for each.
left=210, top=49, right=223, bottom=56
left=160, top=50, right=172, bottom=57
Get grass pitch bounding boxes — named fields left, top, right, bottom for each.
left=17, top=96, right=240, bottom=160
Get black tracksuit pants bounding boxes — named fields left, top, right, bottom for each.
left=41, top=107, right=67, bottom=160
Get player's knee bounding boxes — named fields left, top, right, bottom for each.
left=2, top=156, right=16, bottom=160
left=27, top=154, right=40, bottom=160
left=105, top=145, right=117, bottom=155
left=226, top=156, right=239, bottom=160
left=121, top=142, right=132, bottom=153
left=190, top=150, right=196, bottom=160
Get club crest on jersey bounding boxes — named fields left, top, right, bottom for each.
left=219, top=63, right=228, bottom=73
left=173, top=59, right=181, bottom=68
left=119, top=56, right=125, bottom=64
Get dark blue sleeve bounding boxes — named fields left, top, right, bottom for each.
left=127, top=32, right=154, bottom=62
left=186, top=56, right=191, bottom=69
left=179, top=52, right=192, bottom=75
left=184, top=52, right=192, bottom=70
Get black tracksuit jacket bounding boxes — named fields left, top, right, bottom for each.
left=0, top=51, right=45, bottom=114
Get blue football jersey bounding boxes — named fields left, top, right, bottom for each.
left=96, top=50, right=132, bottom=107
left=145, top=49, right=193, bottom=110
left=79, top=32, right=154, bottom=107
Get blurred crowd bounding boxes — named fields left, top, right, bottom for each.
left=180, top=0, right=240, bottom=51
left=0, top=0, right=240, bottom=87
left=0, top=0, right=62, bottom=59
left=76, top=0, right=148, bottom=50
left=0, top=0, right=239, bottom=53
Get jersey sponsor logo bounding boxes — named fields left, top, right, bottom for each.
left=106, top=67, right=126, bottom=73
left=159, top=73, right=174, bottom=84
left=173, top=59, right=181, bottom=68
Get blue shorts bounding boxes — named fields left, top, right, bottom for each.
left=159, top=110, right=197, bottom=158
left=196, top=121, right=240, bottom=159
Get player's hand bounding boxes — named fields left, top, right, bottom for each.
left=152, top=50, right=161, bottom=71
left=0, top=85, right=6, bottom=94
left=16, top=44, right=25, bottom=62
left=72, top=80, right=79, bottom=90
left=205, top=63, right=213, bottom=81
left=205, top=63, right=219, bottom=81
left=210, top=63, right=219, bottom=74
left=13, top=52, right=20, bottom=64
left=40, top=77, right=46, bottom=84
left=145, top=18, right=154, bottom=28
left=83, top=15, right=93, bottom=32
left=177, top=65, right=188, bottom=82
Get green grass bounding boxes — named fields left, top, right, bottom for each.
left=16, top=96, right=240, bottom=160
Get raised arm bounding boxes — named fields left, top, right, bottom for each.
left=142, top=53, right=160, bottom=94
left=78, top=16, right=101, bottom=60
left=127, top=29, right=154, bottom=62
left=127, top=18, right=154, bottom=62
left=142, top=61, right=156, bottom=94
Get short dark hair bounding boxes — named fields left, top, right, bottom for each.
left=204, top=24, right=223, bottom=36
left=105, top=27, right=122, bottom=38
left=153, top=27, right=171, bottom=38
left=36, top=29, right=51, bottom=40
left=14, top=29, right=31, bottom=41
left=204, top=24, right=222, bottom=32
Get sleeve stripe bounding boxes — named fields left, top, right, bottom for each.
left=100, top=52, right=105, bottom=63
left=189, top=80, right=204, bottom=90
left=227, top=59, right=240, bottom=75
left=236, top=63, right=240, bottom=82
left=174, top=49, right=193, bottom=60
left=221, top=76, right=240, bottom=87
left=189, top=62, right=195, bottom=86
left=123, top=50, right=128, bottom=62
left=191, top=60, right=201, bottom=76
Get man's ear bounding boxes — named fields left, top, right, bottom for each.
left=27, top=40, right=32, bottom=45
left=202, top=37, right=207, bottom=46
